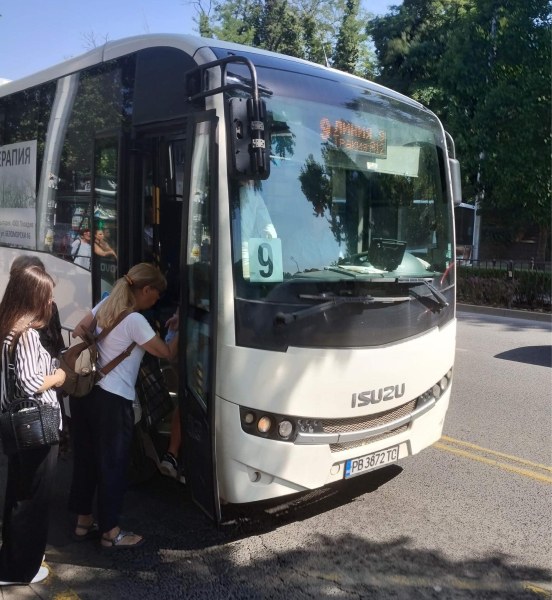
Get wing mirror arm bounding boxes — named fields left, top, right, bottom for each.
left=445, top=131, right=462, bottom=206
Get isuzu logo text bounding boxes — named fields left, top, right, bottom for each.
left=351, top=384, right=405, bottom=408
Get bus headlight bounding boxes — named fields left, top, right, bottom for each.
left=240, top=407, right=299, bottom=442
left=278, top=420, right=293, bottom=439
left=257, top=416, right=272, bottom=433
left=417, top=368, right=453, bottom=406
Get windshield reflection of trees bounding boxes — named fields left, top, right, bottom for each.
left=298, top=141, right=448, bottom=273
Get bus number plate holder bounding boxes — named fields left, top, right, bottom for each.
left=344, top=445, right=399, bottom=478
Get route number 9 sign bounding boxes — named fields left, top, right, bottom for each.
left=248, top=238, right=283, bottom=283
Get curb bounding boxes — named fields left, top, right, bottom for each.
left=457, top=303, right=552, bottom=323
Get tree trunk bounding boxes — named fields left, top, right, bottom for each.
left=536, top=223, right=550, bottom=263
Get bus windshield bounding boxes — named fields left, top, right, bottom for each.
left=228, top=65, right=454, bottom=351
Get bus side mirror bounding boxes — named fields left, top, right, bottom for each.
left=449, top=157, right=462, bottom=206
left=228, top=97, right=270, bottom=180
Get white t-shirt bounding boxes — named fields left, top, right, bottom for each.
left=92, top=304, right=156, bottom=401
left=72, top=238, right=91, bottom=269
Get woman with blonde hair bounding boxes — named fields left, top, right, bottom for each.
left=68, top=263, right=178, bottom=548
left=0, top=266, right=66, bottom=585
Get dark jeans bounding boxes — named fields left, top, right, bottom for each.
left=0, top=443, right=58, bottom=582
left=68, top=386, right=134, bottom=534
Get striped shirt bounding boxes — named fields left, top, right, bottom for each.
left=0, top=329, right=60, bottom=414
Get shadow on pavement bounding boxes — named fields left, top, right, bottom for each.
left=495, top=345, right=552, bottom=368
left=1, top=452, right=550, bottom=599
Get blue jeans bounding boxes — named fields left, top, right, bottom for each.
left=68, top=386, right=134, bottom=534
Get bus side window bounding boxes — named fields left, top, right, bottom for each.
left=186, top=120, right=213, bottom=404
left=187, top=124, right=211, bottom=310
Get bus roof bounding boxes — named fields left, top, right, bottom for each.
left=0, top=33, right=422, bottom=110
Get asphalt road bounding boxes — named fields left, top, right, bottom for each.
left=2, top=308, right=551, bottom=600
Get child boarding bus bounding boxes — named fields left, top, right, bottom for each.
left=0, top=34, right=462, bottom=522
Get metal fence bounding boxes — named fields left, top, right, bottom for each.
left=457, top=258, right=552, bottom=273
left=456, top=258, right=551, bottom=311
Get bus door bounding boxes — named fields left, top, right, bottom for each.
left=139, top=133, right=184, bottom=310
left=180, top=113, right=220, bottom=523
left=135, top=119, right=220, bottom=522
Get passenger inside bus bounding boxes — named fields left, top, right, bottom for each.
left=71, top=229, right=92, bottom=269
left=93, top=229, right=117, bottom=261
left=158, top=311, right=184, bottom=482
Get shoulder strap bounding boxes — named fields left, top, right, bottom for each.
left=2, top=336, right=23, bottom=408
left=0, top=339, right=12, bottom=411
left=72, top=239, right=81, bottom=257
left=98, top=341, right=136, bottom=377
left=95, top=310, right=131, bottom=342
left=95, top=311, right=136, bottom=377
left=7, top=339, right=19, bottom=398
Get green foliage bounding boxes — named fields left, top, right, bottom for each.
left=457, top=273, right=517, bottom=307
left=368, top=0, right=552, bottom=261
left=194, top=0, right=375, bottom=76
left=302, top=13, right=328, bottom=64
left=442, top=1, right=551, bottom=233
left=367, top=0, right=467, bottom=105
left=456, top=265, right=551, bottom=310
left=514, top=268, right=552, bottom=309
left=205, top=0, right=258, bottom=45
left=332, top=0, right=362, bottom=74
left=61, top=64, right=127, bottom=186
left=198, top=11, right=214, bottom=38
left=252, top=0, right=304, bottom=56
left=191, top=0, right=550, bottom=261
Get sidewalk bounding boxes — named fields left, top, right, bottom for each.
left=457, top=303, right=551, bottom=323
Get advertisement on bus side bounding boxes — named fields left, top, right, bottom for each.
left=0, top=140, right=37, bottom=249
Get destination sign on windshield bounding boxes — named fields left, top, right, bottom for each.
left=320, top=118, right=387, bottom=158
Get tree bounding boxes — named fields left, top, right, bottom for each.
left=193, top=0, right=374, bottom=76
left=199, top=0, right=258, bottom=44
left=252, top=0, right=304, bottom=57
left=332, top=0, right=361, bottom=74
left=302, top=12, right=329, bottom=64
left=367, top=0, right=469, bottom=110
left=369, top=0, right=551, bottom=260
left=442, top=0, right=551, bottom=260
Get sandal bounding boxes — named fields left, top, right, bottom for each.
left=101, top=530, right=144, bottom=549
left=73, top=521, right=100, bottom=541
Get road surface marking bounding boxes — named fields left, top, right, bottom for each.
left=309, top=569, right=550, bottom=595
left=435, top=436, right=552, bottom=484
left=441, top=435, right=552, bottom=472
left=524, top=582, right=552, bottom=598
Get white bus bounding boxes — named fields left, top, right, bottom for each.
left=0, top=34, right=461, bottom=522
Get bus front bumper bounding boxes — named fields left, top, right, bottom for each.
left=216, top=387, right=451, bottom=504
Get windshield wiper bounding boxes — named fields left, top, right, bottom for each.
left=274, top=293, right=410, bottom=326
left=394, top=277, right=449, bottom=311
left=325, top=266, right=358, bottom=278
left=273, top=278, right=449, bottom=327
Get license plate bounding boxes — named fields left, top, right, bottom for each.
left=344, top=445, right=399, bottom=479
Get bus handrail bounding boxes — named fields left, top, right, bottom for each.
left=60, top=325, right=74, bottom=348
left=186, top=55, right=272, bottom=103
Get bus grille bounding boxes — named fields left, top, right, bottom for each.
left=323, top=399, right=417, bottom=453
left=330, top=424, right=409, bottom=453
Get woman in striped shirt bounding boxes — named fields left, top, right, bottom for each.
left=0, top=265, right=66, bottom=586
